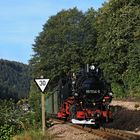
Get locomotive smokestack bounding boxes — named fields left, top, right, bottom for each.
left=86, top=64, right=89, bottom=72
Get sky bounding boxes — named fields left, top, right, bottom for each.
left=0, top=0, right=106, bottom=64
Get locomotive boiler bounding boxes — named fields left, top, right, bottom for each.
left=57, top=64, right=113, bottom=128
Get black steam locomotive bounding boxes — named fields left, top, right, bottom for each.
left=57, top=64, right=113, bottom=128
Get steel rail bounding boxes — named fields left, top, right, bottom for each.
left=50, top=118, right=140, bottom=140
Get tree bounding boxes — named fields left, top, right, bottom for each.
left=30, top=7, right=97, bottom=88
left=95, top=0, right=140, bottom=97
left=0, top=59, right=30, bottom=101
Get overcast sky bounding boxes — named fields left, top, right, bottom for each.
left=0, top=0, right=106, bottom=64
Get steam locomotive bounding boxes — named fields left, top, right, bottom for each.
left=57, top=64, right=113, bottom=128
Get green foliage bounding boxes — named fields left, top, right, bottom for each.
left=0, top=100, right=23, bottom=140
left=28, top=82, right=42, bottom=128
left=0, top=59, right=30, bottom=101
left=95, top=0, right=140, bottom=97
left=30, top=7, right=97, bottom=88
left=29, top=0, right=140, bottom=106
left=0, top=124, right=22, bottom=140
left=0, top=99, right=42, bottom=140
left=111, top=83, right=125, bottom=98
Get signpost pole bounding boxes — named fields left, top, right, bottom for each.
left=35, top=77, right=49, bottom=136
left=41, top=93, right=45, bottom=135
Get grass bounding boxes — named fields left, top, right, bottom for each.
left=12, top=129, right=54, bottom=140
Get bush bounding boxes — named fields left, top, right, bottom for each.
left=0, top=100, right=23, bottom=139
left=0, top=124, right=23, bottom=140
left=111, top=83, right=126, bottom=98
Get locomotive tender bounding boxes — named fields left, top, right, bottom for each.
left=57, top=64, right=113, bottom=127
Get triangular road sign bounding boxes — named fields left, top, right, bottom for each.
left=35, top=78, right=49, bottom=93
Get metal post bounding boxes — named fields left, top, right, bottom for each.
left=87, top=64, right=89, bottom=72
left=41, top=93, right=46, bottom=135
left=52, top=93, right=54, bottom=115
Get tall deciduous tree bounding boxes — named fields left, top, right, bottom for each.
left=95, top=0, right=140, bottom=97
left=30, top=7, right=97, bottom=87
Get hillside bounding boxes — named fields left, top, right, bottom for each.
left=0, top=59, right=30, bottom=101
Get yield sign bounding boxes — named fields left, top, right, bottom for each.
left=35, top=78, right=49, bottom=93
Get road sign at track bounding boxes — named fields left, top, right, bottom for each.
left=35, top=78, right=49, bottom=93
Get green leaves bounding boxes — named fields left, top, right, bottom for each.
left=30, top=1, right=140, bottom=99
left=0, top=60, right=30, bottom=101
left=95, top=0, right=140, bottom=97
left=30, top=8, right=97, bottom=88
left=0, top=100, right=23, bottom=140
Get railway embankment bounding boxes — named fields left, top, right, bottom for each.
left=48, top=119, right=140, bottom=140
left=109, top=100, right=140, bottom=134
left=48, top=123, right=103, bottom=140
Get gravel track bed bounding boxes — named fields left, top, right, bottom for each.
left=48, top=123, right=104, bottom=140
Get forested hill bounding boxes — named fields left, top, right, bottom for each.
left=0, top=59, right=30, bottom=101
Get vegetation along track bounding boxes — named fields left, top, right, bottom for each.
left=50, top=119, right=140, bottom=140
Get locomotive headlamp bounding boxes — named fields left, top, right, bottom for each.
left=109, top=92, right=113, bottom=96
left=90, top=65, right=95, bottom=70
left=72, top=81, right=75, bottom=84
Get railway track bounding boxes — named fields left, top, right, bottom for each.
left=100, top=128, right=140, bottom=140
left=50, top=119, right=140, bottom=140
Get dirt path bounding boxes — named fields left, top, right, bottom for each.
left=111, top=100, right=140, bottom=110
left=48, top=123, right=103, bottom=140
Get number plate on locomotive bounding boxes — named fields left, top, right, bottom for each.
left=86, top=90, right=100, bottom=94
